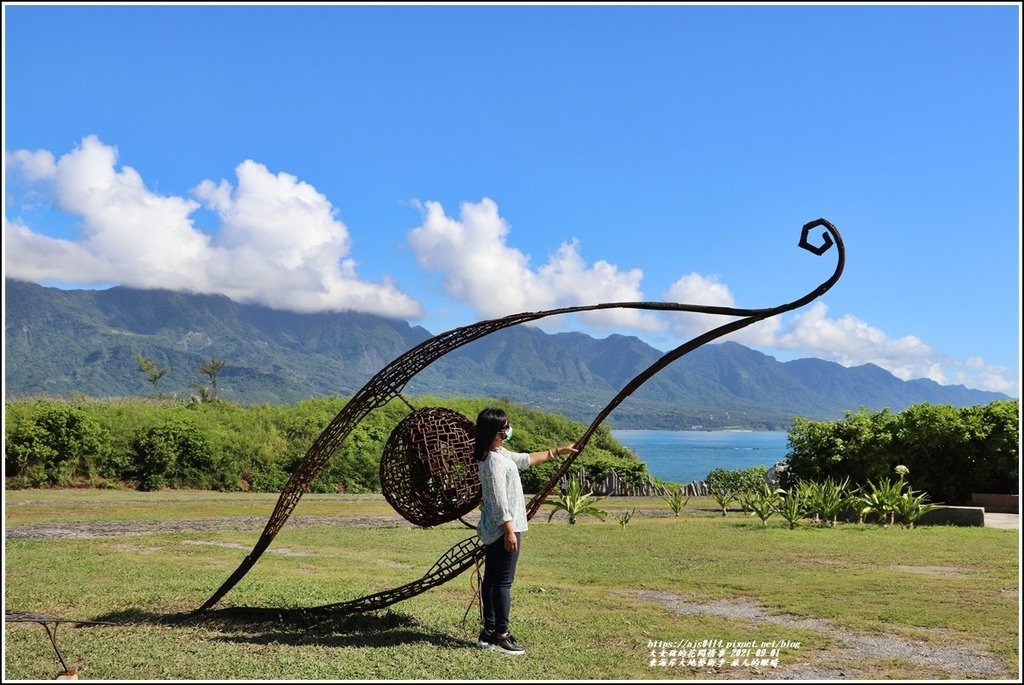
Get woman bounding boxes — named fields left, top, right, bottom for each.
left=473, top=407, right=578, bottom=655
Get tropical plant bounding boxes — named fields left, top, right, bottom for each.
left=738, top=484, right=781, bottom=527
left=709, top=485, right=738, bottom=516
left=893, top=488, right=941, bottom=529
left=616, top=509, right=636, bottom=529
left=856, top=478, right=905, bottom=525
left=663, top=486, right=690, bottom=516
left=136, top=354, right=169, bottom=397
left=785, top=400, right=1019, bottom=506
left=545, top=478, right=607, bottom=525
left=804, top=476, right=850, bottom=527
left=777, top=486, right=809, bottom=529
left=198, top=358, right=226, bottom=401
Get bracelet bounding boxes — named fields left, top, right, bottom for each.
left=548, top=448, right=554, bottom=459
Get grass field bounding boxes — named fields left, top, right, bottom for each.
left=3, top=490, right=1020, bottom=680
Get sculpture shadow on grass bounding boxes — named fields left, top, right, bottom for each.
left=93, top=606, right=466, bottom=649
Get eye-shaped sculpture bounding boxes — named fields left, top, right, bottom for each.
left=196, top=219, right=844, bottom=615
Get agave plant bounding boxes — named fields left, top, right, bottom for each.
left=710, top=487, right=738, bottom=517
left=858, top=478, right=905, bottom=525
left=777, top=486, right=809, bottom=530
left=616, top=508, right=636, bottom=529
left=545, top=478, right=607, bottom=525
left=893, top=488, right=940, bottom=529
left=804, top=477, right=850, bottom=527
left=663, top=486, right=690, bottom=517
left=738, top=484, right=781, bottom=527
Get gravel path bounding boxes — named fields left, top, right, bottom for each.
left=638, top=590, right=1013, bottom=680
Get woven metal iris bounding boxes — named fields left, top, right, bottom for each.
left=379, top=407, right=480, bottom=527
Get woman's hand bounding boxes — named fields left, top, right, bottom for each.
left=504, top=530, right=518, bottom=552
left=530, top=445, right=578, bottom=466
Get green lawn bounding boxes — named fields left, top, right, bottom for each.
left=3, top=490, right=1019, bottom=680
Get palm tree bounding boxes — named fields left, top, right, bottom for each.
left=545, top=478, right=607, bottom=525
left=136, top=354, right=168, bottom=397
left=198, top=358, right=226, bottom=401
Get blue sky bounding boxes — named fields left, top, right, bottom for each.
left=3, top=3, right=1021, bottom=397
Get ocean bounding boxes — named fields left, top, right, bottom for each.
left=611, top=430, right=790, bottom=484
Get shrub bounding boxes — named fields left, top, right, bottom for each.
left=131, top=420, right=216, bottom=491
left=785, top=401, right=1019, bottom=505
left=706, top=465, right=769, bottom=494
left=4, top=403, right=111, bottom=486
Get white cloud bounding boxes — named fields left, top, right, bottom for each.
left=4, top=136, right=422, bottom=319
left=774, top=302, right=937, bottom=372
left=3, top=217, right=109, bottom=281
left=407, top=198, right=661, bottom=331
left=5, top=137, right=1014, bottom=397
left=51, top=135, right=210, bottom=291
left=662, top=272, right=781, bottom=346
left=7, top=148, right=57, bottom=181
left=768, top=302, right=1016, bottom=395
left=192, top=159, right=420, bottom=316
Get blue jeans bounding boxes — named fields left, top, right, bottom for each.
left=482, top=532, right=520, bottom=634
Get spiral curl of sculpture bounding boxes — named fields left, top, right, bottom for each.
left=196, top=218, right=845, bottom=615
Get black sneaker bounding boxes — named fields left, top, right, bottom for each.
left=476, top=629, right=495, bottom=649
left=491, top=632, right=525, bottom=655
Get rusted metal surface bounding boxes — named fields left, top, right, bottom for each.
left=380, top=407, right=480, bottom=528
left=197, top=219, right=844, bottom=615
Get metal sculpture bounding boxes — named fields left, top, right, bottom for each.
left=379, top=406, right=479, bottom=528
left=196, top=218, right=844, bottom=615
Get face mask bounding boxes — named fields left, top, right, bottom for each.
left=502, top=425, right=512, bottom=441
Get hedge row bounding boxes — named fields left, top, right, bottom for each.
left=782, top=400, right=1018, bottom=505
left=4, top=395, right=649, bottom=493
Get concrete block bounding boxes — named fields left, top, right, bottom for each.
left=971, top=493, right=1019, bottom=514
left=918, top=505, right=985, bottom=527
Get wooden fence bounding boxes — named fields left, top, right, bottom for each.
left=557, top=469, right=710, bottom=497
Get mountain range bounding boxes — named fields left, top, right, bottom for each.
left=3, top=278, right=1010, bottom=430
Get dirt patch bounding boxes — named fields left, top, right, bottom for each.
left=887, top=564, right=967, bottom=578
left=4, top=515, right=412, bottom=540
left=181, top=540, right=312, bottom=557
left=637, top=590, right=1011, bottom=680
left=812, top=558, right=970, bottom=579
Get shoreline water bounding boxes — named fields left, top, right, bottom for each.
left=612, top=429, right=789, bottom=484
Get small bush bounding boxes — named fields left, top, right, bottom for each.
left=4, top=403, right=111, bottom=486
left=131, top=420, right=217, bottom=491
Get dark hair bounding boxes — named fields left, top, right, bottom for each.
left=474, top=408, right=508, bottom=462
